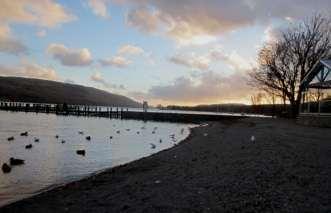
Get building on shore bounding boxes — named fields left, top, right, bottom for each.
left=299, top=59, right=331, bottom=127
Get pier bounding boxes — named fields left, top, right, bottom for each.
left=0, top=101, right=245, bottom=123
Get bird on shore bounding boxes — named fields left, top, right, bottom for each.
left=7, top=136, right=14, bottom=141
left=9, top=158, right=24, bottom=166
left=34, top=138, right=39, bottom=142
left=181, top=128, right=185, bottom=134
left=86, top=136, right=91, bottom=141
left=2, top=163, right=11, bottom=173
left=25, top=144, right=33, bottom=149
left=76, top=150, right=86, bottom=156
left=150, top=143, right=156, bottom=149
left=20, top=132, right=28, bottom=136
left=250, top=135, right=255, bottom=142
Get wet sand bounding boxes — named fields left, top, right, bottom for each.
left=1, top=117, right=330, bottom=212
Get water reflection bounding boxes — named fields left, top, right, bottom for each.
left=0, top=111, right=193, bottom=206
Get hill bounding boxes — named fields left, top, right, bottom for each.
left=0, top=77, right=141, bottom=107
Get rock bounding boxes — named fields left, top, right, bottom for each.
left=2, top=163, right=11, bottom=173
left=10, top=158, right=25, bottom=166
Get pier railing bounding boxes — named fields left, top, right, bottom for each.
left=0, top=101, right=246, bottom=123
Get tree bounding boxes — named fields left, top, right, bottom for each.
left=250, top=14, right=331, bottom=117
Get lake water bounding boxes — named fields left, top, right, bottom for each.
left=0, top=111, right=194, bottom=207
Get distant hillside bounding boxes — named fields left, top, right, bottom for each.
left=0, top=77, right=141, bottom=107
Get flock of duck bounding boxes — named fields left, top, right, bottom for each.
left=1, top=126, right=185, bottom=174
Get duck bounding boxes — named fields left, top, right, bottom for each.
left=34, top=138, right=40, bottom=142
left=55, top=135, right=59, bottom=139
left=159, top=139, right=162, bottom=143
left=152, top=131, right=155, bottom=134
left=76, top=150, right=86, bottom=156
left=20, top=131, right=28, bottom=136
left=109, top=136, right=113, bottom=139
left=116, top=130, right=120, bottom=134
left=9, top=158, right=25, bottom=166
left=137, top=131, right=140, bottom=134
left=126, top=129, right=130, bottom=131
left=85, top=136, right=91, bottom=141
left=2, top=163, right=11, bottom=173
left=25, top=144, right=33, bottom=149
left=150, top=143, right=156, bottom=149
left=78, top=131, right=84, bottom=135
left=61, top=140, right=66, bottom=144
left=7, top=136, right=14, bottom=141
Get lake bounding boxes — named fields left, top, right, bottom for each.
left=0, top=111, right=194, bottom=207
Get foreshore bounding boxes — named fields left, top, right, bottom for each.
left=1, top=117, right=330, bottom=212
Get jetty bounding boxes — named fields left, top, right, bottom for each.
left=0, top=101, right=246, bottom=123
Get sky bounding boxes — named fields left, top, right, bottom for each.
left=0, top=0, right=330, bottom=106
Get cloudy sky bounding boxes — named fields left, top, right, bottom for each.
left=0, top=0, right=330, bottom=105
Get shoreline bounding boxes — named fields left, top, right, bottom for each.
left=1, top=117, right=330, bottom=212
left=0, top=119, right=198, bottom=208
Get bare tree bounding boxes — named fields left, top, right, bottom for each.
left=250, top=14, right=331, bottom=117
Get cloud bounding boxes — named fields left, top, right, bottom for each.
left=88, top=0, right=110, bottom=18
left=90, top=71, right=125, bottom=89
left=126, top=7, right=160, bottom=33
left=209, top=47, right=256, bottom=72
left=36, top=30, right=47, bottom=37
left=0, top=23, right=27, bottom=54
left=118, top=44, right=144, bottom=55
left=169, top=53, right=210, bottom=70
left=0, top=0, right=75, bottom=28
left=99, top=56, right=131, bottom=68
left=0, top=0, right=75, bottom=54
left=47, top=43, right=93, bottom=66
left=131, top=70, right=253, bottom=105
left=0, top=62, right=58, bottom=81
left=118, top=0, right=331, bottom=44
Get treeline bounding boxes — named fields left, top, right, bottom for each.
left=165, top=104, right=292, bottom=117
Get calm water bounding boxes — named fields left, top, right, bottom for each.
left=0, top=111, right=194, bottom=207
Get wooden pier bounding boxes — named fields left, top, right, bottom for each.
left=0, top=102, right=245, bottom=123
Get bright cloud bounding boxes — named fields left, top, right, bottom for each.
left=0, top=0, right=75, bottom=28
left=99, top=56, right=131, bottom=68
left=88, top=0, right=110, bottom=18
left=131, top=70, right=253, bottom=105
left=169, top=53, right=210, bottom=70
left=0, top=62, right=58, bottom=81
left=118, top=44, right=144, bottom=55
left=47, top=43, right=93, bottom=66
